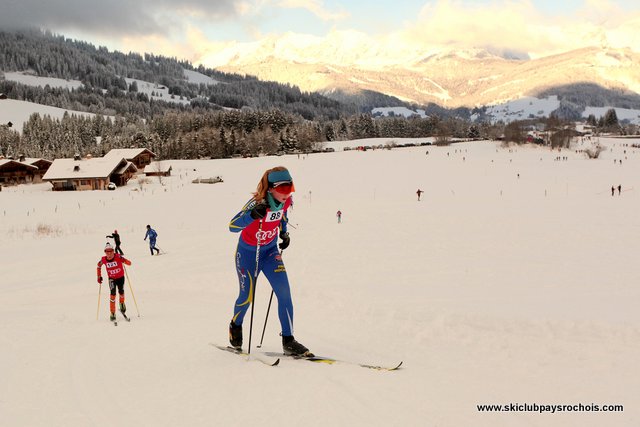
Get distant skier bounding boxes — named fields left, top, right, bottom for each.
left=106, top=229, right=124, bottom=255
left=144, top=225, right=160, bottom=255
left=611, top=186, right=615, bottom=196
left=227, top=166, right=312, bottom=357
left=618, top=185, right=622, bottom=195
left=336, top=210, right=342, bottom=223
left=417, top=189, right=424, bottom=201
left=97, top=243, right=132, bottom=322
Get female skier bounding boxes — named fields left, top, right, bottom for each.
left=97, top=243, right=132, bottom=322
left=227, top=166, right=312, bottom=356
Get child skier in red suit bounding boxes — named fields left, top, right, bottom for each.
left=97, top=243, right=132, bottom=322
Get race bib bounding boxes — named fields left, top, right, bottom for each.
left=265, top=210, right=283, bottom=222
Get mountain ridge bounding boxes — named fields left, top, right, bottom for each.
left=213, top=41, right=640, bottom=109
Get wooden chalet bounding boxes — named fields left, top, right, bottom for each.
left=0, top=159, right=38, bottom=186
left=20, top=156, right=53, bottom=182
left=43, top=157, right=137, bottom=191
left=145, top=164, right=172, bottom=177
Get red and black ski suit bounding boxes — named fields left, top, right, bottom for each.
left=97, top=254, right=131, bottom=314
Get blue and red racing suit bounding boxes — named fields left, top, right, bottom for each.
left=228, top=197, right=294, bottom=336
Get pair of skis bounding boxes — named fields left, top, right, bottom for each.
left=110, top=312, right=131, bottom=326
left=211, top=344, right=402, bottom=371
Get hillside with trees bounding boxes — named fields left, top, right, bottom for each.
left=0, top=29, right=637, bottom=160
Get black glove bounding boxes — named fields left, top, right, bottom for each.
left=97, top=276, right=103, bottom=284
left=250, top=201, right=268, bottom=220
left=279, top=231, right=290, bottom=250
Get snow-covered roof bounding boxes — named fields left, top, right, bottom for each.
left=22, top=158, right=52, bottom=166
left=104, top=148, right=156, bottom=160
left=114, top=161, right=138, bottom=175
left=43, top=157, right=127, bottom=180
left=0, top=159, right=38, bottom=170
left=147, top=163, right=172, bottom=173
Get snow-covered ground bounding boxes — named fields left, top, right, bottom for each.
left=474, top=96, right=640, bottom=125
left=372, top=95, right=640, bottom=125
left=478, top=96, right=561, bottom=122
left=124, top=77, right=191, bottom=106
left=583, top=106, right=640, bottom=124
left=0, top=98, right=97, bottom=134
left=1, top=138, right=639, bottom=426
left=1, top=67, right=221, bottom=131
left=183, top=69, right=221, bottom=86
left=3, top=71, right=84, bottom=91
left=372, top=106, right=427, bottom=118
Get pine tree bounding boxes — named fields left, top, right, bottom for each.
left=603, top=108, right=619, bottom=131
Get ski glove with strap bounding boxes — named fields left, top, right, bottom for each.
left=97, top=276, right=103, bottom=284
left=279, top=231, right=290, bottom=250
left=250, top=201, right=268, bottom=220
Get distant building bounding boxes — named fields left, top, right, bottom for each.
left=43, top=157, right=137, bottom=191
left=0, top=159, right=38, bottom=186
left=20, top=156, right=53, bottom=182
left=103, top=148, right=155, bottom=170
left=145, top=164, right=172, bottom=177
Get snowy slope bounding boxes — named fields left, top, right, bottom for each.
left=0, top=68, right=213, bottom=131
left=183, top=69, right=220, bottom=86
left=0, top=98, right=97, bottom=133
left=479, top=96, right=561, bottom=122
left=583, top=106, right=640, bottom=125
left=474, top=96, right=640, bottom=124
left=372, top=106, right=427, bottom=118
left=3, top=71, right=84, bottom=90
left=1, top=138, right=639, bottom=426
left=124, top=77, right=191, bottom=105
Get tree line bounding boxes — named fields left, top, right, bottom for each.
left=0, top=108, right=490, bottom=160
left=2, top=105, right=637, bottom=160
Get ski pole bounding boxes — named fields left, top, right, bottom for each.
left=124, top=266, right=141, bottom=317
left=97, top=282, right=102, bottom=320
left=256, top=290, right=274, bottom=348
left=247, top=219, right=263, bottom=355
left=257, top=247, right=283, bottom=348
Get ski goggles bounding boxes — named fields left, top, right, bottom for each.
left=270, top=181, right=295, bottom=194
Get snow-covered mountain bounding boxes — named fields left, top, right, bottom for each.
left=206, top=32, right=640, bottom=109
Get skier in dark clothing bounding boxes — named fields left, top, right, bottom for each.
left=144, top=225, right=160, bottom=255
left=106, top=229, right=124, bottom=255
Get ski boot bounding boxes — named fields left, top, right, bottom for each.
left=119, top=302, right=126, bottom=314
left=229, top=321, right=242, bottom=349
left=110, top=312, right=116, bottom=322
left=282, top=336, right=314, bottom=357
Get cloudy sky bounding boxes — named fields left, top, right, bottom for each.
left=1, top=0, right=639, bottom=66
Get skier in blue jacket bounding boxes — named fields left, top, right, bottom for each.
left=144, top=225, right=160, bottom=255
left=227, top=166, right=312, bottom=357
